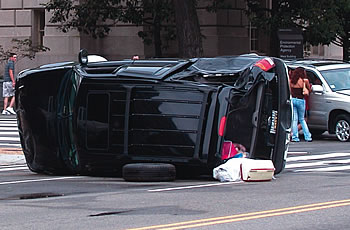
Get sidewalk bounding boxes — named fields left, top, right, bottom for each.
left=0, top=148, right=25, bottom=165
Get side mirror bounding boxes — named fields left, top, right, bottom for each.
left=312, top=84, right=323, bottom=93
left=78, top=49, right=88, bottom=65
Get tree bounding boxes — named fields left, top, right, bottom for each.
left=45, top=0, right=177, bottom=57
left=45, top=0, right=226, bottom=58
left=0, top=38, right=50, bottom=63
left=246, top=0, right=350, bottom=61
left=173, top=0, right=202, bottom=57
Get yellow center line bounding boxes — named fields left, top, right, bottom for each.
left=126, top=199, right=350, bottom=230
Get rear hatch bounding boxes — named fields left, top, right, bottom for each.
left=222, top=58, right=291, bottom=173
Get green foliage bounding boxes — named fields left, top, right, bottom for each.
left=0, top=39, right=50, bottom=63
left=45, top=0, right=125, bottom=38
left=45, top=0, right=230, bottom=57
left=246, top=0, right=350, bottom=60
left=45, top=0, right=176, bottom=56
left=45, top=0, right=175, bottom=51
left=205, top=0, right=230, bottom=12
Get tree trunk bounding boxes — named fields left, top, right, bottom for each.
left=153, top=13, right=162, bottom=57
left=269, top=0, right=279, bottom=57
left=173, top=0, right=203, bottom=58
left=343, top=30, right=350, bottom=62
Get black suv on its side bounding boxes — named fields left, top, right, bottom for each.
left=15, top=51, right=292, bottom=176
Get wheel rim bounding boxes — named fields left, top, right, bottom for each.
left=335, top=119, right=350, bottom=142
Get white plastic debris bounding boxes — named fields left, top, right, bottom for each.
left=213, top=158, right=275, bottom=182
left=213, top=158, right=245, bottom=182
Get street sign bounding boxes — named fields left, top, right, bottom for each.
left=278, top=28, right=303, bottom=59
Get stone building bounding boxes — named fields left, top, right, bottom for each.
left=0, top=0, right=343, bottom=75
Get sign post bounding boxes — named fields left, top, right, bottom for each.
left=278, top=29, right=303, bottom=59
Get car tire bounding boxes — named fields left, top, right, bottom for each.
left=122, top=163, right=176, bottom=182
left=20, top=134, right=43, bottom=174
left=334, top=114, right=350, bottom=142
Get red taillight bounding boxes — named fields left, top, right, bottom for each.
left=254, top=57, right=275, bottom=71
left=219, top=116, right=226, bottom=136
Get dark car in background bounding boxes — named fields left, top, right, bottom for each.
left=15, top=50, right=292, bottom=177
left=288, top=60, right=350, bottom=142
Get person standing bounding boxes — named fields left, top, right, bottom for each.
left=2, top=53, right=17, bottom=115
left=290, top=67, right=312, bottom=142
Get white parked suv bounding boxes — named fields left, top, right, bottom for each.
left=288, top=60, right=350, bottom=142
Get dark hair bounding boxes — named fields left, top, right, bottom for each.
left=290, top=67, right=306, bottom=84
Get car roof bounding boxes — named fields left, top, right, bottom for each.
left=78, top=55, right=268, bottom=80
left=19, top=54, right=275, bottom=80
left=287, top=59, right=350, bottom=71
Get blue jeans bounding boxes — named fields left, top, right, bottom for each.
left=292, top=98, right=312, bottom=141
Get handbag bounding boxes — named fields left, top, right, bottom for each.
left=303, top=80, right=309, bottom=96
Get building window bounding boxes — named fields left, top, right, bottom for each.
left=32, top=10, right=45, bottom=46
left=249, top=26, right=259, bottom=52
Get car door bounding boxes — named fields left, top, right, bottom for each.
left=306, top=70, right=329, bottom=130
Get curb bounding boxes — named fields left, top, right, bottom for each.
left=0, top=148, right=23, bottom=155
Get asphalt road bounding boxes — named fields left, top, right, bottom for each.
left=1, top=132, right=350, bottom=230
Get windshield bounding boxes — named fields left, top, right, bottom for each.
left=321, top=68, right=350, bottom=91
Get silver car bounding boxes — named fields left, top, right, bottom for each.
left=288, top=60, right=350, bottom=142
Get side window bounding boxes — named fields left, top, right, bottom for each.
left=86, top=93, right=110, bottom=149
left=306, top=71, right=322, bottom=85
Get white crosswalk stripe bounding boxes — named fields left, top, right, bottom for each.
left=0, top=117, right=21, bottom=148
left=286, top=152, right=350, bottom=172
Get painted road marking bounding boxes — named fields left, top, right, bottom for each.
left=0, top=118, right=20, bottom=148
left=0, top=164, right=27, bottom=169
left=286, top=158, right=350, bottom=169
left=0, top=127, right=18, bottom=131
left=148, top=181, right=243, bottom=192
left=288, top=151, right=309, bottom=155
left=127, top=199, right=350, bottom=230
left=0, top=132, right=19, bottom=135
left=0, top=176, right=86, bottom=185
left=295, top=165, right=350, bottom=172
left=0, top=143, right=21, bottom=147
left=0, top=166, right=28, bottom=172
left=287, top=152, right=350, bottom=162
left=0, top=122, right=17, bottom=125
left=0, top=137, right=20, bottom=141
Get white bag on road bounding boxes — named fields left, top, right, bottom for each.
left=213, top=158, right=245, bottom=182
left=213, top=158, right=275, bottom=182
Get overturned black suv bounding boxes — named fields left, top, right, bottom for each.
left=15, top=50, right=291, bottom=176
